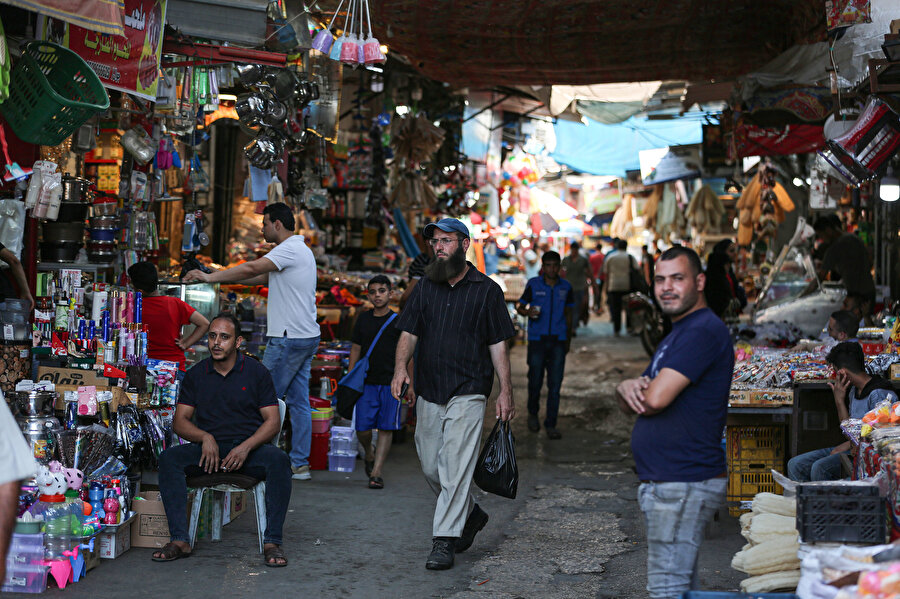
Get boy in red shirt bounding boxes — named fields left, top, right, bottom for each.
left=128, top=262, right=210, bottom=377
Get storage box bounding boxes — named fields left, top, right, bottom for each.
left=330, top=436, right=357, bottom=455
left=328, top=451, right=356, bottom=472
left=131, top=491, right=171, bottom=549
left=890, top=363, right=900, bottom=381
left=796, top=483, right=886, bottom=543
left=222, top=490, right=248, bottom=526
left=97, top=513, right=135, bottom=559
left=727, top=457, right=783, bottom=517
left=1, top=563, right=50, bottom=594
left=727, top=425, right=785, bottom=463
left=37, top=365, right=109, bottom=387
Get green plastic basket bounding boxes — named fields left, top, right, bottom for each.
left=0, top=41, right=109, bottom=146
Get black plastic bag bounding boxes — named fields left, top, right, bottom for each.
left=473, top=419, right=518, bottom=499
left=335, top=384, right=362, bottom=420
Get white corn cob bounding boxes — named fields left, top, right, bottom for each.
left=739, top=569, right=801, bottom=593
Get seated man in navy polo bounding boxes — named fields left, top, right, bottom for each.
left=152, top=313, right=292, bottom=567
left=516, top=250, right=574, bottom=439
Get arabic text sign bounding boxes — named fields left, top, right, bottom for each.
left=45, top=0, right=167, bottom=101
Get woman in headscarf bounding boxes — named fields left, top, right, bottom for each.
left=704, top=239, right=747, bottom=319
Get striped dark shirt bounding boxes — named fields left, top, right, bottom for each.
left=395, top=262, right=515, bottom=405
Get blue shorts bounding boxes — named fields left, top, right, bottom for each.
left=355, top=384, right=402, bottom=431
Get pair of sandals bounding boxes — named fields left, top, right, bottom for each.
left=365, top=459, right=384, bottom=490
left=151, top=542, right=287, bottom=567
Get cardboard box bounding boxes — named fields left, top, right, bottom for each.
left=749, top=389, right=793, bottom=405
left=98, top=513, right=135, bottom=559
left=82, top=542, right=100, bottom=571
left=52, top=385, right=129, bottom=411
left=224, top=491, right=248, bottom=526
left=130, top=491, right=172, bottom=549
left=890, top=363, right=900, bottom=381
left=37, top=366, right=109, bottom=387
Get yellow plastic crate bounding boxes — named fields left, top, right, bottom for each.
left=727, top=425, right=785, bottom=463
left=727, top=458, right=784, bottom=516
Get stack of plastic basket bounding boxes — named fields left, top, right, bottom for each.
left=726, top=425, right=785, bottom=515
left=328, top=426, right=356, bottom=472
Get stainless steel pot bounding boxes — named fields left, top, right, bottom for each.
left=61, top=175, right=94, bottom=203
left=39, top=241, right=81, bottom=263
left=88, top=215, right=120, bottom=230
left=42, top=221, right=85, bottom=243
left=17, top=415, right=61, bottom=464
left=56, top=201, right=90, bottom=223
left=7, top=390, right=58, bottom=417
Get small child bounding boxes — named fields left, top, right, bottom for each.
left=349, top=275, right=406, bottom=489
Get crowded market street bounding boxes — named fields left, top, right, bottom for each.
left=38, top=316, right=745, bottom=599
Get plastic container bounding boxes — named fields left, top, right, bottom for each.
left=309, top=432, right=330, bottom=471
left=727, top=457, right=783, bottom=516
left=309, top=396, right=331, bottom=409
left=727, top=426, right=785, bottom=463
left=330, top=436, right=357, bottom=455
left=0, top=310, right=26, bottom=324
left=0, top=299, right=30, bottom=312
left=8, top=533, right=44, bottom=553
left=327, top=451, right=356, bottom=472
left=29, top=494, right=83, bottom=557
left=796, top=484, right=886, bottom=543
left=1, top=563, right=50, bottom=594
left=0, top=41, right=110, bottom=146
left=330, top=425, right=355, bottom=440
left=311, top=418, right=331, bottom=434
left=6, top=545, right=45, bottom=566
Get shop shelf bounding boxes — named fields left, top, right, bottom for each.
left=328, top=451, right=356, bottom=472
left=796, top=484, right=886, bottom=543
left=727, top=425, right=785, bottom=463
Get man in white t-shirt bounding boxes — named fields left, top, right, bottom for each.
left=184, top=202, right=320, bottom=480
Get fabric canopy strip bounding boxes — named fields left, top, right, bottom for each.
left=366, top=0, right=824, bottom=85
left=2, top=0, right=125, bottom=36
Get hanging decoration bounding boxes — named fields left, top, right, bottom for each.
left=388, top=114, right=444, bottom=210
left=736, top=163, right=795, bottom=247
left=313, top=0, right=385, bottom=67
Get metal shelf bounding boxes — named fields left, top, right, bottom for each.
left=37, top=262, right=115, bottom=271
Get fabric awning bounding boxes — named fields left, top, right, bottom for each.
left=3, top=0, right=125, bottom=36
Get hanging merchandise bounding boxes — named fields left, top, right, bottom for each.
left=0, top=17, right=12, bottom=104
left=819, top=97, right=900, bottom=187
left=312, top=0, right=344, bottom=53
left=120, top=127, right=156, bottom=165
left=188, top=156, right=210, bottom=193
left=736, top=163, right=796, bottom=247
left=0, top=42, right=109, bottom=146
left=685, top=185, right=725, bottom=234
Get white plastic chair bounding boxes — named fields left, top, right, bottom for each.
left=187, top=398, right=287, bottom=553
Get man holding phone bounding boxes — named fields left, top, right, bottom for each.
left=392, top=218, right=516, bottom=571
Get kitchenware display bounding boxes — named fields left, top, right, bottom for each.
left=7, top=390, right=57, bottom=418
left=86, top=239, right=117, bottom=263
left=41, top=221, right=85, bottom=243
left=120, top=126, right=156, bottom=165
left=60, top=175, right=94, bottom=203
left=88, top=215, right=119, bottom=229
left=87, top=228, right=117, bottom=242
left=17, top=414, right=61, bottom=464
left=39, top=241, right=81, bottom=262
left=90, top=201, right=118, bottom=216
left=56, top=201, right=90, bottom=222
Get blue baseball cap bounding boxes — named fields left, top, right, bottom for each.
left=423, top=218, right=470, bottom=239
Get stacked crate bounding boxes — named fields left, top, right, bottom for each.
left=727, top=425, right=785, bottom=516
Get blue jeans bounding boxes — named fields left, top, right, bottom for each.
left=787, top=447, right=844, bottom=481
left=526, top=338, right=567, bottom=428
left=263, top=335, right=320, bottom=468
left=638, top=478, right=726, bottom=599
left=157, top=441, right=292, bottom=545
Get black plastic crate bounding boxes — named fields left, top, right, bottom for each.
left=796, top=484, right=886, bottom=543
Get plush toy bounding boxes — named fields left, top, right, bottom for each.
left=62, top=467, right=84, bottom=491
left=47, top=460, right=63, bottom=473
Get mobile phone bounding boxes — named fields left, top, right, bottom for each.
left=400, top=381, right=409, bottom=399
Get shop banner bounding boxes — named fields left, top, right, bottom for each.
left=42, top=0, right=167, bottom=101
left=639, top=145, right=701, bottom=185
left=5, top=0, right=125, bottom=36
left=728, top=124, right=825, bottom=159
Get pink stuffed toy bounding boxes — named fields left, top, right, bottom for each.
left=62, top=467, right=84, bottom=491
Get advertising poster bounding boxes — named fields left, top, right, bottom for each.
left=44, top=0, right=167, bottom=101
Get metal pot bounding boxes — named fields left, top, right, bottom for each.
left=89, top=215, right=119, bottom=230
left=56, top=201, right=90, bottom=223
left=39, top=241, right=81, bottom=263
left=42, top=221, right=85, bottom=243
left=7, top=390, right=58, bottom=417
left=91, top=202, right=118, bottom=216
left=17, top=415, right=61, bottom=464
left=88, top=228, right=117, bottom=242
left=61, top=175, right=94, bottom=203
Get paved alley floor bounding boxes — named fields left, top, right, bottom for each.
left=45, top=315, right=746, bottom=598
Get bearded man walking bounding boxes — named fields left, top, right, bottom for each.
left=392, top=218, right=516, bottom=571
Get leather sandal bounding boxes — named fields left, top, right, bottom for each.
left=264, top=544, right=288, bottom=567
left=368, top=476, right=384, bottom=489
left=151, top=542, right=191, bottom=562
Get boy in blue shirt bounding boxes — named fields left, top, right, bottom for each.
left=349, top=275, right=406, bottom=489
left=517, top=251, right=574, bottom=439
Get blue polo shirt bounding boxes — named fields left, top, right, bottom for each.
left=518, top=276, right=574, bottom=341
left=178, top=353, right=278, bottom=443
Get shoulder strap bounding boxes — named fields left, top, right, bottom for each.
left=363, top=312, right=398, bottom=360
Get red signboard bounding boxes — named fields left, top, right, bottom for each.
left=43, top=0, right=167, bottom=101
left=728, top=123, right=825, bottom=160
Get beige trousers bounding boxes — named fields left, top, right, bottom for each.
left=415, top=394, right=486, bottom=537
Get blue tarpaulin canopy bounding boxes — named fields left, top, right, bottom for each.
left=551, top=116, right=703, bottom=177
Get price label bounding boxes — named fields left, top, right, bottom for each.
left=3, top=324, right=12, bottom=340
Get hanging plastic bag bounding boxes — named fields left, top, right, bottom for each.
left=473, top=419, right=518, bottom=499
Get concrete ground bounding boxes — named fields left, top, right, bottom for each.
left=47, top=315, right=746, bottom=598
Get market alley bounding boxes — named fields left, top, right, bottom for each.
left=43, top=318, right=745, bottom=599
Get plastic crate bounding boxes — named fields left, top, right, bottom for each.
left=796, top=484, right=886, bottom=543
left=727, top=458, right=783, bottom=516
left=330, top=437, right=357, bottom=455
left=328, top=451, right=356, bottom=472
left=2, top=563, right=49, bottom=594
left=330, top=426, right=355, bottom=441
left=727, top=426, right=785, bottom=463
